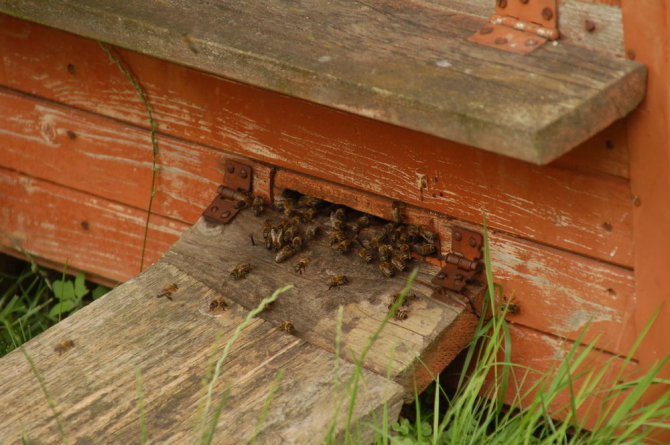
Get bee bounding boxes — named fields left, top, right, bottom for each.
left=396, top=230, right=410, bottom=244
left=235, top=195, right=253, bottom=209
left=54, top=340, right=75, bottom=356
left=252, top=196, right=264, bottom=216
left=331, top=208, right=345, bottom=221
left=378, top=244, right=393, bottom=261
left=280, top=320, right=296, bottom=334
left=381, top=223, right=395, bottom=236
left=357, top=248, right=373, bottom=263
left=419, top=227, right=437, bottom=243
left=391, top=201, right=403, bottom=224
left=327, top=274, right=349, bottom=289
left=275, top=245, right=297, bottom=263
left=394, top=308, right=409, bottom=321
left=390, top=256, right=407, bottom=272
left=156, top=283, right=178, bottom=301
left=412, top=243, right=436, bottom=256
left=182, top=34, right=199, bottom=53
left=262, top=220, right=273, bottom=239
left=298, top=195, right=321, bottom=207
left=305, top=225, right=319, bottom=241
left=397, top=244, right=411, bottom=262
left=283, top=226, right=297, bottom=243
left=275, top=198, right=295, bottom=216
left=379, top=261, right=395, bottom=278
left=301, top=207, right=317, bottom=222
left=329, top=230, right=347, bottom=245
left=209, top=298, right=228, bottom=312
left=350, top=215, right=370, bottom=233
left=367, top=234, right=383, bottom=249
left=291, top=236, right=303, bottom=249
left=230, top=262, right=252, bottom=279
left=270, top=228, right=284, bottom=251
left=334, top=239, right=352, bottom=254
left=387, top=292, right=417, bottom=309
left=500, top=303, right=521, bottom=315
left=294, top=257, right=310, bottom=274
left=332, top=219, right=345, bottom=231
left=406, top=225, right=420, bottom=242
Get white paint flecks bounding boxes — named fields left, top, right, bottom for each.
left=435, top=60, right=452, bottom=68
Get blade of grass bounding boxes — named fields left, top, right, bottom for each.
left=249, top=369, right=285, bottom=445
left=98, top=42, right=159, bottom=273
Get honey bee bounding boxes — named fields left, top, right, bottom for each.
left=280, top=320, right=296, bottom=334
left=367, top=234, right=383, bottom=249
left=332, top=208, right=345, bottom=221
left=209, top=298, right=229, bottom=312
left=332, top=219, right=345, bottom=231
left=394, top=308, right=409, bottom=321
left=262, top=220, right=273, bottom=238
left=350, top=215, right=370, bottom=233
left=283, top=226, right=297, bottom=243
left=387, top=292, right=417, bottom=309
left=381, top=223, right=395, bottom=236
left=357, top=248, right=373, bottom=263
left=379, top=261, right=395, bottom=278
left=378, top=244, right=393, bottom=261
left=391, top=201, right=403, bottom=224
left=390, top=256, right=407, bottom=272
left=419, top=227, right=437, bottom=243
left=298, top=195, right=321, bottom=207
left=334, top=239, right=352, bottom=254
left=406, top=225, right=420, bottom=242
left=275, top=198, right=296, bottom=216
left=270, top=228, right=284, bottom=251
left=291, top=236, right=303, bottom=249
left=397, top=244, right=411, bottom=262
left=230, top=262, right=252, bottom=279
left=294, top=257, right=310, bottom=274
left=252, top=196, right=264, bottom=216
left=327, top=274, right=349, bottom=289
left=500, top=303, right=521, bottom=315
left=54, top=340, right=75, bottom=356
left=329, top=230, right=347, bottom=245
left=275, top=245, right=297, bottom=263
left=305, top=225, right=319, bottom=241
left=235, top=195, right=253, bottom=209
left=182, top=34, right=199, bottom=53
left=301, top=207, right=317, bottom=222
left=413, top=243, right=436, bottom=256
left=156, top=283, right=178, bottom=300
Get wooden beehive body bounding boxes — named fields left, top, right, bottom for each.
left=1, top=0, right=669, bottom=440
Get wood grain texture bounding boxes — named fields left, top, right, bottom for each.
left=0, top=84, right=635, bottom=267
left=274, top=169, right=638, bottom=357
left=162, top=210, right=482, bottom=389
left=0, top=262, right=405, bottom=444
left=427, top=0, right=625, bottom=55
left=0, top=17, right=630, bottom=181
left=0, top=0, right=645, bottom=164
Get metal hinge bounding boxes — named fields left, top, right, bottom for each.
left=468, top=0, right=559, bottom=54
left=202, top=160, right=252, bottom=224
left=431, top=227, right=483, bottom=293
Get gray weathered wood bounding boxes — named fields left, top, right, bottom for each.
left=0, top=0, right=645, bottom=164
left=0, top=209, right=478, bottom=443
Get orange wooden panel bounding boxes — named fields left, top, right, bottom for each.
left=0, top=16, right=634, bottom=267
left=0, top=89, right=274, bottom=225
left=622, top=3, right=670, bottom=441
left=274, top=169, right=637, bottom=357
left=0, top=168, right=188, bottom=282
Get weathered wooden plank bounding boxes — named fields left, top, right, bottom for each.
left=0, top=0, right=645, bottom=164
left=0, top=168, right=185, bottom=281
left=0, top=17, right=630, bottom=180
left=0, top=262, right=405, bottom=444
left=162, top=210, right=481, bottom=390
left=0, top=85, right=635, bottom=267
left=427, top=0, right=625, bottom=55
left=274, top=169, right=638, bottom=357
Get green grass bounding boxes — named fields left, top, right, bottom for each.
left=0, top=254, right=110, bottom=356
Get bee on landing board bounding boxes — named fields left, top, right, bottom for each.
left=54, top=340, right=75, bottom=356
left=209, top=298, right=229, bottom=312
left=394, top=308, right=409, bottom=321
left=357, top=248, right=373, bottom=263
left=379, top=261, right=395, bottom=278
left=280, top=320, right=296, bottom=334
left=156, top=283, right=178, bottom=301
left=230, top=263, right=252, bottom=279
left=327, top=275, right=349, bottom=290
left=275, top=245, right=297, bottom=263
left=294, top=257, right=310, bottom=274
left=252, top=196, right=264, bottom=216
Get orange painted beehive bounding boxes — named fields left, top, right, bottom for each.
left=0, top=0, right=668, bottom=434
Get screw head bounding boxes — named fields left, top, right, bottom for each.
left=494, top=37, right=508, bottom=45
left=480, top=26, right=494, bottom=35
left=210, top=206, right=219, bottom=212
left=454, top=231, right=463, bottom=241
left=541, top=7, right=554, bottom=21
left=497, top=0, right=507, bottom=8
left=239, top=168, right=248, bottom=178
left=520, top=0, right=529, bottom=4
left=525, top=38, right=539, bottom=47
left=221, top=211, right=231, bottom=218
left=585, top=20, right=596, bottom=33
left=437, top=273, right=446, bottom=280
left=226, top=165, right=235, bottom=173
left=469, top=237, right=477, bottom=247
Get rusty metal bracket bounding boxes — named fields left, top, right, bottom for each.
left=468, top=0, right=559, bottom=54
left=202, top=160, right=253, bottom=224
left=431, top=227, right=483, bottom=293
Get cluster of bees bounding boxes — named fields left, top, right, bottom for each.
left=257, top=193, right=439, bottom=281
